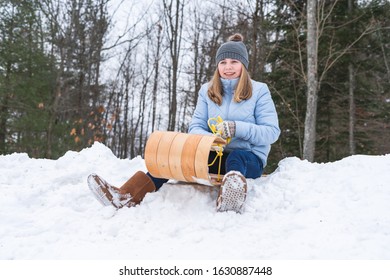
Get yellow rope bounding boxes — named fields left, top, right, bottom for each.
left=207, top=116, right=226, bottom=182
left=208, top=145, right=223, bottom=182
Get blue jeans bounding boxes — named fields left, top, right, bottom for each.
left=147, top=150, right=263, bottom=190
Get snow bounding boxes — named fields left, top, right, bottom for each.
left=1, top=142, right=390, bottom=260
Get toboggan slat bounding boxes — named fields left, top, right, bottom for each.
left=144, top=131, right=226, bottom=186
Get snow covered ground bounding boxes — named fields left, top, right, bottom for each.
left=1, top=142, right=390, bottom=260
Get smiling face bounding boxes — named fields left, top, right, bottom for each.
left=218, top=58, right=243, bottom=79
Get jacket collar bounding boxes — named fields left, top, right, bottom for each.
left=220, top=78, right=239, bottom=94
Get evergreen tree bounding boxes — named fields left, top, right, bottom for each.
left=0, top=0, right=54, bottom=157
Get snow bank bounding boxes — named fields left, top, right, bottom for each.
left=1, top=142, right=389, bottom=259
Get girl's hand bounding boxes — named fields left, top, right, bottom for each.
left=216, top=121, right=236, bottom=139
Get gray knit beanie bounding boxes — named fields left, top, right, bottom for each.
left=216, top=33, right=249, bottom=69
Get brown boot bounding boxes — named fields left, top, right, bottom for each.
left=216, top=171, right=247, bottom=213
left=118, top=171, right=156, bottom=206
left=87, top=171, right=156, bottom=209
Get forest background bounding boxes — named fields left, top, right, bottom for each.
left=1, top=0, right=389, bottom=173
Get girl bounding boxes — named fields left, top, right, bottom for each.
left=88, top=33, right=280, bottom=213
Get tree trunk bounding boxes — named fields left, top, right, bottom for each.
left=47, top=57, right=63, bottom=158
left=348, top=63, right=356, bottom=155
left=303, top=0, right=318, bottom=162
left=0, top=92, right=9, bottom=154
left=151, top=23, right=162, bottom=131
left=348, top=0, right=356, bottom=155
left=164, top=0, right=184, bottom=131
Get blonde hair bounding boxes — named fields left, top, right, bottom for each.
left=207, top=66, right=253, bottom=106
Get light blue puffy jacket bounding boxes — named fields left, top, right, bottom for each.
left=188, top=77, right=280, bottom=167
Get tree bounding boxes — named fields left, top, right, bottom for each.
left=39, top=0, right=110, bottom=157
left=300, top=0, right=376, bottom=162
left=303, top=0, right=318, bottom=162
left=0, top=0, right=54, bottom=157
left=162, top=0, right=185, bottom=131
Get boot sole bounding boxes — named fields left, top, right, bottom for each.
left=217, top=172, right=247, bottom=213
left=87, top=174, right=115, bottom=207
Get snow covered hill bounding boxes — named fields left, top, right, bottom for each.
left=1, top=142, right=389, bottom=259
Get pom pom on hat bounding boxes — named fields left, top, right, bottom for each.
left=216, top=33, right=249, bottom=69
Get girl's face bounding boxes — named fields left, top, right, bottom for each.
left=218, top=58, right=242, bottom=79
